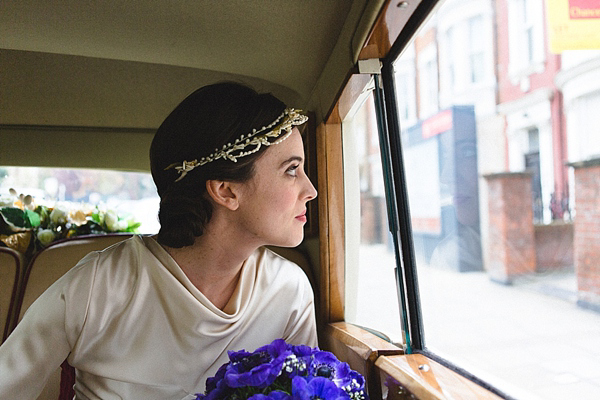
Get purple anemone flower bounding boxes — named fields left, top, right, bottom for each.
left=196, top=339, right=368, bottom=400
left=248, top=391, right=292, bottom=400
left=224, top=340, right=292, bottom=388
left=346, top=370, right=366, bottom=392
left=292, top=376, right=348, bottom=399
left=290, top=344, right=313, bottom=358
left=225, top=362, right=280, bottom=388
left=204, top=362, right=228, bottom=393
left=309, top=351, right=350, bottom=382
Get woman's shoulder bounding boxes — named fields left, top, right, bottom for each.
left=66, top=235, right=147, bottom=291
left=80, top=234, right=141, bottom=267
left=30, top=236, right=147, bottom=326
left=60, top=236, right=156, bottom=322
left=56, top=235, right=140, bottom=276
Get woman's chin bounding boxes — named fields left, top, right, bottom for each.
left=272, top=232, right=305, bottom=248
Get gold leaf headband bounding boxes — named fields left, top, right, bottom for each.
left=165, top=108, right=308, bottom=182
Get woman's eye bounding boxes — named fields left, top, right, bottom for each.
left=286, top=165, right=299, bottom=176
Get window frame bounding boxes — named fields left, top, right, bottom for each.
left=373, top=72, right=424, bottom=354
left=379, top=62, right=511, bottom=397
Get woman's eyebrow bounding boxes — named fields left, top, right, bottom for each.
left=280, top=156, right=303, bottom=167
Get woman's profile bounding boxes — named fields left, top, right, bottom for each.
left=0, top=82, right=318, bottom=399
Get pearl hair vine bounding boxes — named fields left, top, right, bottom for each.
left=165, top=108, right=308, bottom=182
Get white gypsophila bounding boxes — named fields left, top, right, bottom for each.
left=281, top=354, right=307, bottom=375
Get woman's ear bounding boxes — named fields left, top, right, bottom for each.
left=206, top=180, right=240, bottom=211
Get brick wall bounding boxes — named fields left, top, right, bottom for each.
left=534, top=222, right=574, bottom=270
left=360, top=195, right=387, bottom=245
left=484, top=172, right=536, bottom=284
left=571, top=158, right=600, bottom=311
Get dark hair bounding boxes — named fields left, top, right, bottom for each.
left=150, top=82, right=287, bottom=248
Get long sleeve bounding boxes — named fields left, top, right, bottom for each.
left=0, top=254, right=96, bottom=399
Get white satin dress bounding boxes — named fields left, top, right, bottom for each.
left=0, top=235, right=317, bottom=399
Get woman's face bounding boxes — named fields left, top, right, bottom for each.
left=234, top=128, right=317, bottom=247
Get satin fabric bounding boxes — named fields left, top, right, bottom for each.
left=0, top=236, right=317, bottom=399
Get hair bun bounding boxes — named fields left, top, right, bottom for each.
left=157, top=193, right=212, bottom=248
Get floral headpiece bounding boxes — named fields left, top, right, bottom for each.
left=165, top=108, right=308, bottom=182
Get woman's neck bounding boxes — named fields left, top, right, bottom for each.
left=163, top=227, right=257, bottom=311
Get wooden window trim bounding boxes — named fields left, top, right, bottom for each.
left=376, top=354, right=504, bottom=400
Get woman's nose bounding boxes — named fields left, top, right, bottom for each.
left=304, top=173, right=317, bottom=201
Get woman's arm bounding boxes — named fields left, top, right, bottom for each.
left=0, top=255, right=96, bottom=398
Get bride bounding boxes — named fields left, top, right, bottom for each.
left=0, top=82, right=318, bottom=399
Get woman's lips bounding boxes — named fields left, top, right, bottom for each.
left=295, top=210, right=307, bottom=222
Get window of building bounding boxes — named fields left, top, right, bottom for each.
left=523, top=0, right=535, bottom=63
left=444, top=25, right=456, bottom=90
left=468, top=15, right=484, bottom=83
left=394, top=45, right=418, bottom=128
left=508, top=0, right=545, bottom=77
left=568, top=91, right=600, bottom=161
left=418, top=48, right=439, bottom=118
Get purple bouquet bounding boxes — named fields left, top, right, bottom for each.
left=196, top=339, right=368, bottom=400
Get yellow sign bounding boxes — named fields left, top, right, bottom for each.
left=546, top=0, right=600, bottom=53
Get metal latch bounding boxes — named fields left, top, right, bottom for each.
left=358, top=58, right=382, bottom=74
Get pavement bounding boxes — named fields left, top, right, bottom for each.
left=349, top=244, right=600, bottom=400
